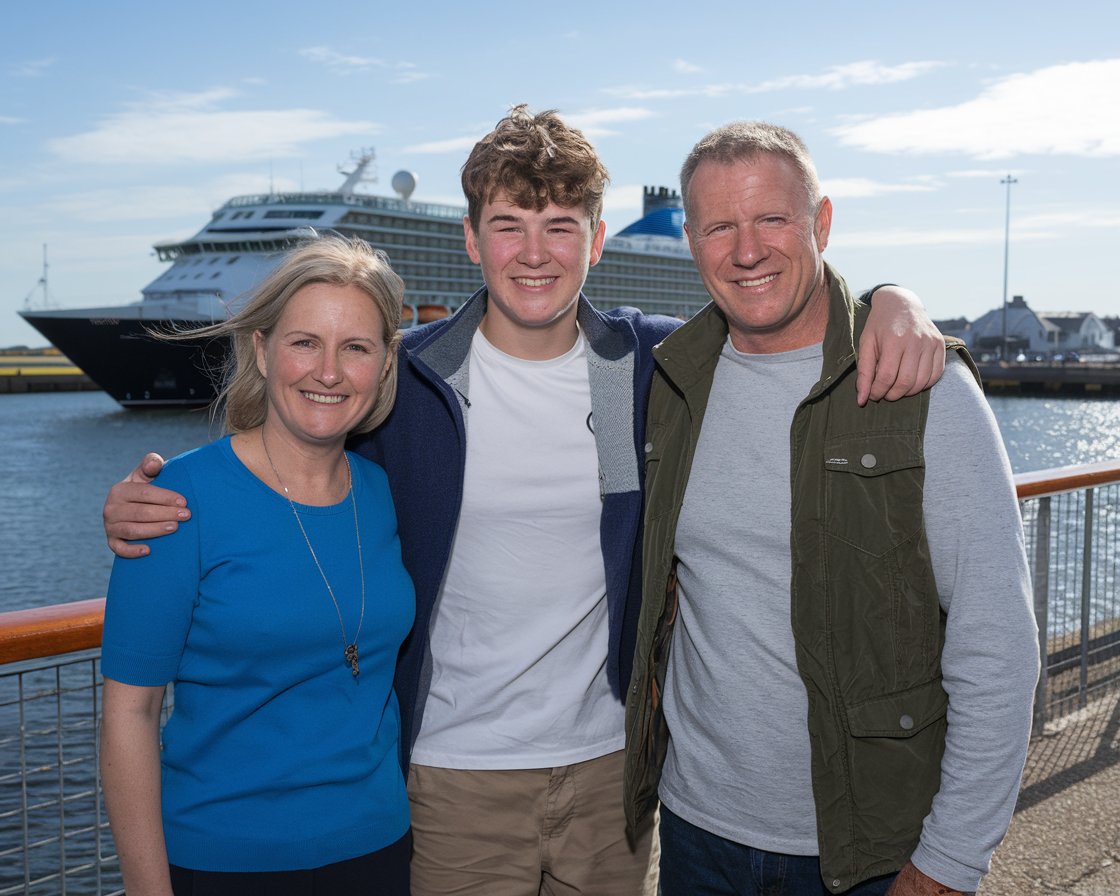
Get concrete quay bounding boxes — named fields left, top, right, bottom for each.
left=975, top=360, right=1120, bottom=396
left=0, top=355, right=98, bottom=394
left=980, top=690, right=1120, bottom=895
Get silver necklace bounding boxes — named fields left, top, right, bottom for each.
left=261, top=432, right=365, bottom=677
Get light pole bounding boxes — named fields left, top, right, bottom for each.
left=1000, top=174, right=1017, bottom=360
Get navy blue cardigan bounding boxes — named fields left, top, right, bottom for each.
left=353, top=287, right=680, bottom=772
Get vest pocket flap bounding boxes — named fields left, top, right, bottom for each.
left=823, top=433, right=923, bottom=477
left=846, top=678, right=947, bottom=738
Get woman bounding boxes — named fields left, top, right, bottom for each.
left=100, top=235, right=414, bottom=896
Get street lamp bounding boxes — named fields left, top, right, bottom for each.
left=1000, top=174, right=1017, bottom=360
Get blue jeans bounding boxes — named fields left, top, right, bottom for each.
left=659, top=806, right=895, bottom=896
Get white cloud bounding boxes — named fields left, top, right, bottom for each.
left=567, top=106, right=655, bottom=137
left=299, top=50, right=430, bottom=82
left=404, top=107, right=654, bottom=155
left=299, top=46, right=385, bottom=72
left=822, top=177, right=937, bottom=198
left=605, top=83, right=733, bottom=100
left=946, top=169, right=1027, bottom=179
left=47, top=90, right=376, bottom=165
left=607, top=60, right=941, bottom=100
left=38, top=172, right=328, bottom=225
left=830, top=226, right=1003, bottom=248
left=0, top=116, right=23, bottom=125
left=13, top=57, right=54, bottom=77
left=603, top=184, right=645, bottom=215
left=673, top=58, right=702, bottom=75
left=758, top=60, right=942, bottom=92
left=1015, top=208, right=1120, bottom=231
left=832, top=206, right=1120, bottom=249
left=390, top=63, right=435, bottom=85
left=147, top=87, right=240, bottom=111
left=43, top=186, right=221, bottom=224
left=404, top=135, right=481, bottom=155
left=832, top=60, right=1120, bottom=159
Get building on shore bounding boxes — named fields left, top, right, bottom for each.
left=936, top=296, right=1118, bottom=360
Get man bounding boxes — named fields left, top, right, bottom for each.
left=104, top=107, right=946, bottom=896
left=623, top=122, right=1039, bottom=896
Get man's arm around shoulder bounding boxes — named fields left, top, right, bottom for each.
left=104, top=453, right=190, bottom=558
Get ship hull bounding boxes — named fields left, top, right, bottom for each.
left=19, top=312, right=228, bottom=407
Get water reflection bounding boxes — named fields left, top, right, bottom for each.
left=987, top=396, right=1120, bottom=474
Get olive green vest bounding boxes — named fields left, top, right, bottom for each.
left=623, top=266, right=978, bottom=892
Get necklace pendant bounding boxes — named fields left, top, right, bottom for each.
left=344, top=643, right=360, bottom=677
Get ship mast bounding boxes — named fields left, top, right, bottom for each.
left=336, top=148, right=377, bottom=196
left=23, top=244, right=49, bottom=309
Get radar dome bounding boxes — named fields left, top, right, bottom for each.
left=391, top=170, right=418, bottom=201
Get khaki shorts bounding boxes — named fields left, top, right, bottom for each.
left=408, top=750, right=657, bottom=895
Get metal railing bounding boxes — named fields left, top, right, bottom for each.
left=0, top=602, right=120, bottom=895
left=1, top=461, right=1119, bottom=894
left=1017, top=462, right=1120, bottom=727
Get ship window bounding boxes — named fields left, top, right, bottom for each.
left=263, top=210, right=324, bottom=219
left=211, top=272, right=221, bottom=279
left=227, top=256, right=240, bottom=264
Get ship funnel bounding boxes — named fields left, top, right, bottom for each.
left=392, top=170, right=418, bottom=201
left=643, top=186, right=682, bottom=216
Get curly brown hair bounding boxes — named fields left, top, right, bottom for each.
left=461, top=104, right=610, bottom=232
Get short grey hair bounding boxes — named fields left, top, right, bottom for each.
left=680, top=121, right=822, bottom=220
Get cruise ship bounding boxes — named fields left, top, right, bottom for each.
left=19, top=150, right=710, bottom=407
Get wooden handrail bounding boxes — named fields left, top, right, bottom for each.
left=1, top=461, right=1119, bottom=666
left=0, top=598, right=105, bottom=665
left=1014, top=460, right=1120, bottom=499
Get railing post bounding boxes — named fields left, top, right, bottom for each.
left=1079, top=488, right=1095, bottom=709
left=1032, top=497, right=1051, bottom=730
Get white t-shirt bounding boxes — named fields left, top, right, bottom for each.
left=410, top=328, right=626, bottom=769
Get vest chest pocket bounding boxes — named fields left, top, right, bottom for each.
left=822, top=432, right=925, bottom=558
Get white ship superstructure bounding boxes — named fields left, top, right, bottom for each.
left=20, top=152, right=708, bottom=406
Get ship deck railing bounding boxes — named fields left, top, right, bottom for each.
left=220, top=190, right=466, bottom=220
left=2, top=461, right=1120, bottom=894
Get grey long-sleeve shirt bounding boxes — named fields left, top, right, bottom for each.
left=662, top=347, right=1039, bottom=892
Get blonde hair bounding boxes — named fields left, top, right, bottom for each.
left=178, top=234, right=404, bottom=435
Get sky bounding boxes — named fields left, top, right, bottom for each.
left=2, top=0, right=1118, bottom=348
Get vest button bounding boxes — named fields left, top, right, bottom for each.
left=899, top=714, right=915, bottom=730
left=860, top=453, right=877, bottom=468
left=832, top=880, right=842, bottom=889
left=644, top=442, right=654, bottom=453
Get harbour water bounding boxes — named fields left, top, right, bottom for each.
left=1, top=388, right=1119, bottom=895
left=2, top=389, right=1120, bottom=615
